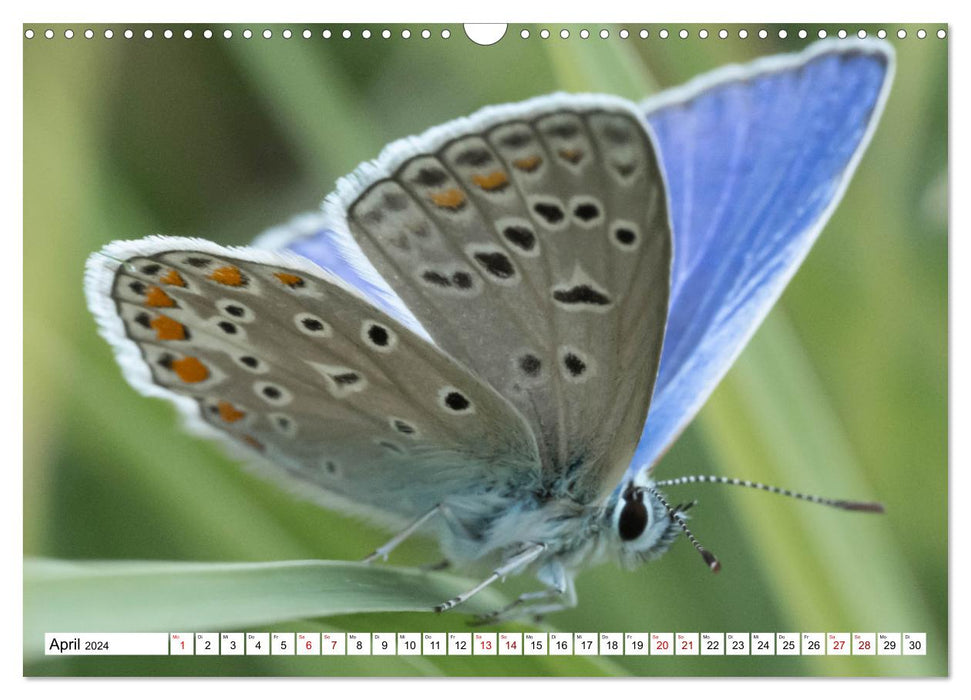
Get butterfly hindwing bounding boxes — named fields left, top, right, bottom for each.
left=335, top=95, right=672, bottom=502
left=85, top=238, right=540, bottom=526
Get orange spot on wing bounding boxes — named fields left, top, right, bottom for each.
left=145, top=286, right=176, bottom=308
left=513, top=155, right=542, bottom=172
left=217, top=401, right=246, bottom=423
left=150, top=315, right=187, bottom=341
left=172, top=356, right=209, bottom=383
left=160, top=269, right=186, bottom=287
left=209, top=265, right=245, bottom=287
left=471, top=171, right=509, bottom=191
left=558, top=148, right=583, bottom=164
left=430, top=188, right=467, bottom=209
left=274, top=272, right=304, bottom=288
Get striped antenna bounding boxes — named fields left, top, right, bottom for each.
left=645, top=487, right=720, bottom=573
left=652, top=475, right=884, bottom=513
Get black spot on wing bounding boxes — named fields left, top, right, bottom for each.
left=413, top=167, right=449, bottom=187
left=615, top=227, right=637, bottom=246
left=360, top=208, right=385, bottom=225
left=332, top=372, right=361, bottom=386
left=419, top=269, right=475, bottom=291
left=602, top=123, right=634, bottom=144
left=553, top=285, right=611, bottom=306
left=393, top=419, right=417, bottom=435
left=499, top=130, right=533, bottom=148
left=452, top=271, right=473, bottom=289
left=443, top=390, right=471, bottom=412
left=129, top=280, right=147, bottom=295
left=502, top=225, right=536, bottom=252
left=383, top=191, right=410, bottom=211
left=519, top=354, right=542, bottom=377
left=545, top=121, right=580, bottom=138
left=573, top=202, right=600, bottom=222
left=422, top=270, right=451, bottom=287
left=454, top=148, right=494, bottom=166
left=367, top=324, right=390, bottom=347
left=614, top=162, right=638, bottom=178
left=533, top=202, right=565, bottom=225
left=563, top=353, right=587, bottom=377
left=473, top=251, right=516, bottom=279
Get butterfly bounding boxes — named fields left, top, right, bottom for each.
left=85, top=39, right=893, bottom=622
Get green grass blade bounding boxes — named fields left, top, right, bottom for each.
left=542, top=24, right=658, bottom=97
left=24, top=557, right=509, bottom=662
left=223, top=37, right=380, bottom=182
left=698, top=312, right=942, bottom=675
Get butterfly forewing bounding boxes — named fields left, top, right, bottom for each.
left=93, top=242, right=540, bottom=524
left=344, top=98, right=672, bottom=501
left=629, top=42, right=893, bottom=474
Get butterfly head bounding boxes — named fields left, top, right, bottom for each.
left=607, top=475, right=686, bottom=569
left=606, top=470, right=885, bottom=574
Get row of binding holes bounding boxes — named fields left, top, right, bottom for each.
left=521, top=27, right=945, bottom=40
left=23, top=28, right=452, bottom=40
left=24, top=27, right=947, bottom=40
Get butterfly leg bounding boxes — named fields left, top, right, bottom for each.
left=362, top=504, right=446, bottom=563
left=514, top=577, right=577, bottom=622
left=363, top=503, right=478, bottom=563
left=471, top=561, right=575, bottom=624
left=435, top=543, right=546, bottom=613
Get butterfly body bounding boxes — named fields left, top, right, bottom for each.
left=85, top=40, right=893, bottom=619
left=460, top=475, right=679, bottom=567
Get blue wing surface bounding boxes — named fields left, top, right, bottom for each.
left=629, top=40, right=894, bottom=476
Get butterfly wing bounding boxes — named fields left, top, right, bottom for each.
left=84, top=237, right=540, bottom=529
left=273, top=95, right=673, bottom=502
left=256, top=212, right=431, bottom=342
left=629, top=40, right=895, bottom=474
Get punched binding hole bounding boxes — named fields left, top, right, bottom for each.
left=464, top=23, right=507, bottom=46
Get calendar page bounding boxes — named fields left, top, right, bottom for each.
left=23, top=18, right=947, bottom=678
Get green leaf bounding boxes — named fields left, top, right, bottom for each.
left=24, top=557, right=508, bottom=662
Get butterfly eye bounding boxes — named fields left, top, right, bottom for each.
left=617, top=488, right=649, bottom=542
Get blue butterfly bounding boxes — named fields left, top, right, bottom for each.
left=87, top=39, right=893, bottom=621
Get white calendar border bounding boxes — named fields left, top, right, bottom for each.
left=9, top=0, right=963, bottom=697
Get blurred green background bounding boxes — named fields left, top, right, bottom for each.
left=23, top=23, right=947, bottom=676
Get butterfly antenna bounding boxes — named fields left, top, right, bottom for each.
left=645, top=487, right=720, bottom=573
left=652, top=475, right=884, bottom=513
